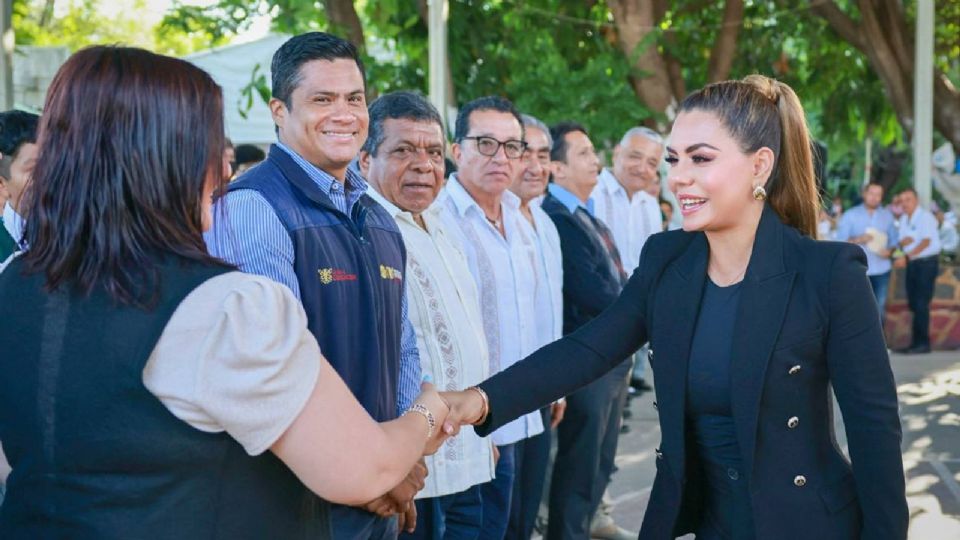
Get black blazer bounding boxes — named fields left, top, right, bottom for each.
left=475, top=205, right=907, bottom=539
left=540, top=193, right=623, bottom=333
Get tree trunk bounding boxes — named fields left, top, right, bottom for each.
left=934, top=74, right=960, bottom=152
left=706, top=0, right=744, bottom=83
left=609, top=0, right=745, bottom=124
left=810, top=0, right=960, bottom=150
left=607, top=0, right=677, bottom=126
left=323, top=0, right=366, bottom=53
left=39, top=0, right=56, bottom=28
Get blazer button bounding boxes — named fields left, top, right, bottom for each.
left=652, top=401, right=658, bottom=410
left=787, top=416, right=799, bottom=429
left=794, top=475, right=807, bottom=487
left=788, top=364, right=802, bottom=375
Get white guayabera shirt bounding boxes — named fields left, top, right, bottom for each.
left=437, top=175, right=545, bottom=447
left=367, top=189, right=496, bottom=499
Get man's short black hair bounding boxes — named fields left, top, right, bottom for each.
left=549, top=121, right=588, bottom=163
left=0, top=110, right=40, bottom=179
left=271, top=32, right=366, bottom=109
left=362, top=91, right=444, bottom=156
left=454, top=96, right=524, bottom=143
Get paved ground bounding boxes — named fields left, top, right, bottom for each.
left=605, top=350, right=960, bottom=539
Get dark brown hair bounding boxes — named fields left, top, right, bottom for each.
left=678, top=74, right=820, bottom=236
left=21, top=46, right=229, bottom=307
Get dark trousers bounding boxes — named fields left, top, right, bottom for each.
left=506, top=408, right=553, bottom=540
left=330, top=505, right=398, bottom=540
left=479, top=443, right=517, bottom=540
left=905, top=256, right=939, bottom=348
left=547, top=360, right=631, bottom=540
left=400, top=485, right=483, bottom=540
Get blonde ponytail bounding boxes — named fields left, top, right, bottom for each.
left=679, top=74, right=822, bottom=237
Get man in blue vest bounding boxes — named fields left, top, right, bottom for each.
left=207, top=32, right=424, bottom=539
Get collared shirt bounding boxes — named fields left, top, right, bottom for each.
left=206, top=142, right=421, bottom=416
left=3, top=202, right=25, bottom=249
left=523, top=204, right=564, bottom=346
left=898, top=206, right=942, bottom=259
left=836, top=204, right=898, bottom=275
left=592, top=168, right=662, bottom=272
left=548, top=182, right=594, bottom=215
left=367, top=189, right=495, bottom=498
left=437, top=175, right=545, bottom=446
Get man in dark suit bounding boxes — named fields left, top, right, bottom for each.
left=540, top=122, right=635, bottom=540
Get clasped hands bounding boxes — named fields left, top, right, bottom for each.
left=358, top=385, right=486, bottom=532
left=421, top=384, right=565, bottom=454
left=370, top=384, right=564, bottom=531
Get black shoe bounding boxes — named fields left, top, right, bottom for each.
left=902, top=345, right=931, bottom=354
left=630, top=378, right=653, bottom=392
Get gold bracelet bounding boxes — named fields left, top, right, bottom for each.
left=467, top=386, right=490, bottom=426
left=404, top=403, right=435, bottom=439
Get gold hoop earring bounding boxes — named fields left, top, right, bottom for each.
left=752, top=185, right=767, bottom=201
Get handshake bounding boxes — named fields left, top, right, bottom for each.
left=413, top=382, right=489, bottom=455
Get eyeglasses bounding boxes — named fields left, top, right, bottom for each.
left=461, top=136, right=527, bottom=159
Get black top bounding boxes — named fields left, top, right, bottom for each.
left=688, top=279, right=741, bottom=418
left=687, top=279, right=754, bottom=539
left=0, top=225, right=16, bottom=261
left=0, top=256, right=328, bottom=539
left=473, top=205, right=907, bottom=540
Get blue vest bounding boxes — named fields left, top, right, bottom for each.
left=229, top=146, right=405, bottom=423
left=0, top=256, right=328, bottom=539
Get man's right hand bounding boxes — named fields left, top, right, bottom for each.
left=361, top=458, right=428, bottom=517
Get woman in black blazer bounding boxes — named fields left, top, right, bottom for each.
left=441, top=75, right=907, bottom=539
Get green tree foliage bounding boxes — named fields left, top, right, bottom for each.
left=158, top=0, right=952, bottom=193
left=13, top=0, right=225, bottom=55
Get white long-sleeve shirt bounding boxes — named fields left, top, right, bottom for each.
left=436, top=176, right=545, bottom=446
left=592, top=168, right=661, bottom=272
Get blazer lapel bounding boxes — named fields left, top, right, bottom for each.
left=729, top=205, right=796, bottom=480
left=652, top=233, right=708, bottom=481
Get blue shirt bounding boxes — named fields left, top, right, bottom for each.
left=836, top=204, right=898, bottom=276
left=548, top=183, right=595, bottom=216
left=206, top=142, right=421, bottom=416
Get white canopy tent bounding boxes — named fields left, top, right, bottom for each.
left=184, top=34, right=291, bottom=147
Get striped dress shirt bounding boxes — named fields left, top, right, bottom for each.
left=206, top=142, right=421, bottom=416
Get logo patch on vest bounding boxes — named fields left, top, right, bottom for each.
left=318, top=268, right=358, bottom=284
left=380, top=264, right=403, bottom=281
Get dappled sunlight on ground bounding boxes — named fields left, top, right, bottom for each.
left=897, top=363, right=960, bottom=538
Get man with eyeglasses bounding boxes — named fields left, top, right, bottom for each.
left=540, top=121, right=636, bottom=540
left=437, top=96, right=545, bottom=540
